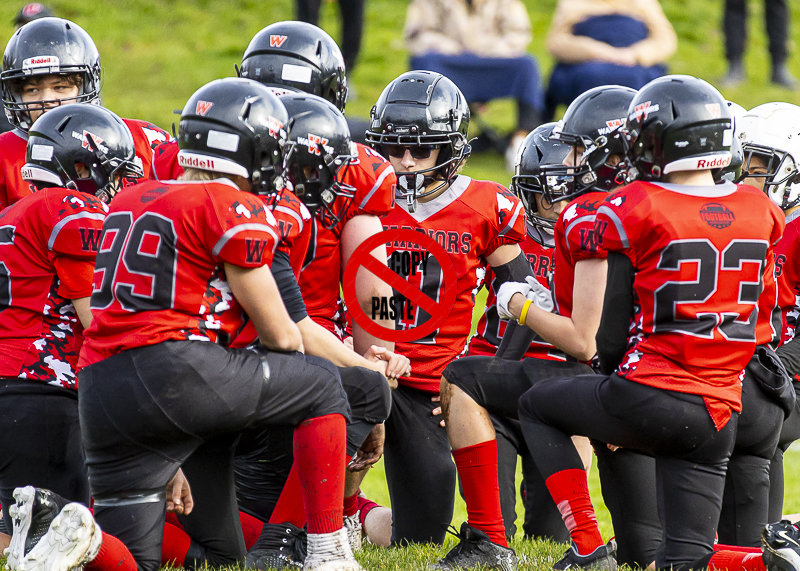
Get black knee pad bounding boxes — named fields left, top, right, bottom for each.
left=304, top=355, right=351, bottom=420
left=339, top=366, right=392, bottom=424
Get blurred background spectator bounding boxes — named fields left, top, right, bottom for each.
left=13, top=2, right=52, bottom=30
left=544, top=0, right=676, bottom=121
left=722, top=0, right=797, bottom=89
left=404, top=0, right=544, bottom=171
left=296, top=0, right=365, bottom=77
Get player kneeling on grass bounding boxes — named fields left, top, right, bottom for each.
left=0, top=103, right=144, bottom=570
left=515, top=75, right=785, bottom=571
left=435, top=86, right=639, bottom=571
left=60, top=78, right=359, bottom=571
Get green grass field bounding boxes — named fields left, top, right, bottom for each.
left=3, top=0, right=800, bottom=568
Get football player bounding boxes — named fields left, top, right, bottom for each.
left=70, top=79, right=360, bottom=571
left=736, top=103, right=800, bottom=528
left=235, top=20, right=399, bottom=547
left=364, top=70, right=531, bottom=549
left=0, top=103, right=145, bottom=571
left=465, top=123, right=570, bottom=543
left=438, top=86, right=662, bottom=570
left=0, top=17, right=170, bottom=209
left=516, top=75, right=783, bottom=570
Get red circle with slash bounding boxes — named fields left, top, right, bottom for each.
left=342, top=228, right=457, bottom=343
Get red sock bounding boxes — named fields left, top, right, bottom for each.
left=452, top=441, right=507, bottom=547
left=85, top=532, right=137, bottom=571
left=294, top=414, right=346, bottom=534
left=343, top=493, right=359, bottom=518
left=240, top=511, right=265, bottom=550
left=164, top=511, right=184, bottom=531
left=357, top=496, right=381, bottom=529
left=160, top=523, right=192, bottom=567
left=709, top=550, right=766, bottom=571
left=268, top=463, right=306, bottom=527
left=714, top=544, right=761, bottom=553
left=545, top=469, right=604, bottom=555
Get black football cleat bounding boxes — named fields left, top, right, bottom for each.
left=763, top=520, right=800, bottom=571
left=245, top=522, right=308, bottom=570
left=4, top=486, right=71, bottom=570
left=553, top=540, right=617, bottom=571
left=432, top=523, right=517, bottom=570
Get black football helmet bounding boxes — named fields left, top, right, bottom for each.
left=365, top=70, right=470, bottom=211
left=2, top=17, right=103, bottom=131
left=510, top=123, right=571, bottom=241
left=542, top=85, right=637, bottom=203
left=626, top=75, right=732, bottom=181
left=280, top=93, right=355, bottom=229
left=239, top=21, right=347, bottom=112
left=177, top=78, right=289, bottom=196
left=21, top=104, right=142, bottom=202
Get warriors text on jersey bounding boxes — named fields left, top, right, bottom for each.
left=0, top=187, right=107, bottom=388
left=468, top=228, right=564, bottom=360
left=553, top=191, right=609, bottom=320
left=0, top=119, right=170, bottom=209
left=79, top=179, right=280, bottom=367
left=595, top=180, right=784, bottom=428
left=383, top=175, right=526, bottom=393
left=298, top=142, right=396, bottom=338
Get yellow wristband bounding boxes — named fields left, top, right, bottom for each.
left=518, top=299, right=533, bottom=326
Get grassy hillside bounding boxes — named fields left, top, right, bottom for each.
left=4, top=1, right=800, bottom=568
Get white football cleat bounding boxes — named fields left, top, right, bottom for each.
left=343, top=513, right=362, bottom=552
left=304, top=527, right=362, bottom=571
left=18, top=503, right=102, bottom=571
left=5, top=486, right=72, bottom=570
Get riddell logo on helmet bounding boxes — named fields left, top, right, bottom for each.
left=195, top=101, right=213, bottom=116
left=696, top=156, right=730, bottom=169
left=270, top=35, right=288, bottom=48
left=178, top=154, right=215, bottom=170
left=22, top=55, right=59, bottom=70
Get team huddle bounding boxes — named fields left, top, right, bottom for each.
left=1, top=11, right=800, bottom=571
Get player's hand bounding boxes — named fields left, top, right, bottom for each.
left=497, top=281, right=531, bottom=321
left=348, top=423, right=385, bottom=471
left=166, top=468, right=194, bottom=515
left=431, top=395, right=445, bottom=427
left=524, top=276, right=555, bottom=313
left=363, top=345, right=410, bottom=388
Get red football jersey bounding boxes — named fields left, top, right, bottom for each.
left=79, top=179, right=280, bottom=366
left=299, top=142, right=396, bottom=338
left=594, top=180, right=784, bottom=428
left=552, top=191, right=609, bottom=319
left=382, top=176, right=527, bottom=393
left=149, top=139, right=311, bottom=277
left=0, top=118, right=170, bottom=210
left=468, top=228, right=564, bottom=361
left=0, top=187, right=107, bottom=388
left=774, top=212, right=800, bottom=344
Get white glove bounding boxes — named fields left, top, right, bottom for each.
left=524, top=276, right=555, bottom=313
left=496, top=277, right=555, bottom=322
left=497, top=281, right=531, bottom=321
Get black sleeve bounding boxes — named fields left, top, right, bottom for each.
left=492, top=251, right=538, bottom=361
left=270, top=250, right=308, bottom=323
left=596, top=252, right=635, bottom=375
left=776, top=335, right=800, bottom=379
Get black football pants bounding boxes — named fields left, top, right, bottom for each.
left=518, top=373, right=736, bottom=570
left=724, top=0, right=789, bottom=65
left=233, top=365, right=391, bottom=520
left=295, top=0, right=364, bottom=72
left=769, top=381, right=800, bottom=521
left=445, top=355, right=659, bottom=566
left=0, top=381, right=90, bottom=525
left=79, top=341, right=349, bottom=571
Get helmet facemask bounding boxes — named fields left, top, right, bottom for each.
left=739, top=143, right=800, bottom=209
